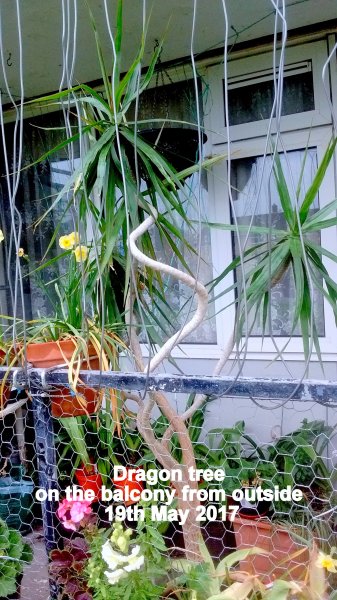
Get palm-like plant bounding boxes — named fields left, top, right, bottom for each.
left=27, top=0, right=218, bottom=339
left=213, top=138, right=337, bottom=359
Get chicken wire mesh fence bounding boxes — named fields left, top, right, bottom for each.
left=1, top=0, right=337, bottom=598
left=0, top=367, right=337, bottom=598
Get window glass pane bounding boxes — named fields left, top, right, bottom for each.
left=131, top=78, right=216, bottom=344
left=0, top=113, right=76, bottom=320
left=230, top=149, right=325, bottom=337
left=227, top=70, right=314, bottom=125
left=128, top=79, right=202, bottom=129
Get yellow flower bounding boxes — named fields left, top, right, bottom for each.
left=69, top=231, right=79, bottom=246
left=59, top=234, right=74, bottom=250
left=59, top=232, right=80, bottom=250
left=18, top=248, right=25, bottom=257
left=73, top=245, right=88, bottom=263
left=0, top=230, right=4, bottom=243
left=316, top=551, right=337, bottom=572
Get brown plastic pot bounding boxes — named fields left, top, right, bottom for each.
left=24, top=338, right=100, bottom=369
left=25, top=339, right=101, bottom=417
left=232, top=516, right=309, bottom=582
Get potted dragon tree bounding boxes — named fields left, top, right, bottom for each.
left=14, top=0, right=218, bottom=423
left=14, top=0, right=222, bottom=563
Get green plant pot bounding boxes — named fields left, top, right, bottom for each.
left=0, top=468, right=34, bottom=531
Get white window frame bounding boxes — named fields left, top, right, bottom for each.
left=206, top=40, right=332, bottom=145
left=203, top=39, right=337, bottom=362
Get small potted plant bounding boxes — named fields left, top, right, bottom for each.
left=52, top=493, right=169, bottom=599
left=11, top=233, right=126, bottom=419
left=230, top=420, right=334, bottom=581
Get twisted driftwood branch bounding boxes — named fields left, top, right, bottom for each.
left=127, top=212, right=210, bottom=560
left=128, top=212, right=209, bottom=373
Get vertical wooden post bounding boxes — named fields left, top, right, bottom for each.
left=31, top=390, right=59, bottom=599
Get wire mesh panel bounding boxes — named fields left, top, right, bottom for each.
left=1, top=0, right=337, bottom=599
left=1, top=369, right=337, bottom=598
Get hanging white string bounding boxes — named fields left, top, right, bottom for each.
left=219, top=0, right=250, bottom=375
left=0, top=0, right=27, bottom=352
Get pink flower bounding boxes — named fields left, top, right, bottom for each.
left=56, top=497, right=92, bottom=531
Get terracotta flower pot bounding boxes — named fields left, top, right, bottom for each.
left=24, top=339, right=101, bottom=418
left=75, top=464, right=102, bottom=502
left=228, top=490, right=271, bottom=520
left=46, top=385, right=100, bottom=419
left=232, top=516, right=309, bottom=582
left=24, top=338, right=100, bottom=369
left=112, top=468, right=143, bottom=506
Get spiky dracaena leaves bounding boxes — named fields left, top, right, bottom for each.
left=26, top=0, right=220, bottom=339
left=211, top=138, right=337, bottom=361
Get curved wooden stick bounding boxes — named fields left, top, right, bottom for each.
left=128, top=212, right=207, bottom=560
left=128, top=212, right=208, bottom=373
left=0, top=397, right=27, bottom=419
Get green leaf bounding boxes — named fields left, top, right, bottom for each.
left=215, top=547, right=268, bottom=573
left=0, top=576, right=17, bottom=598
left=206, top=222, right=286, bottom=236
left=81, top=83, right=112, bottom=115
left=273, top=150, right=295, bottom=228
left=171, top=558, right=194, bottom=574
left=208, top=580, right=254, bottom=600
left=264, top=579, right=299, bottom=600
left=209, top=241, right=270, bottom=291
left=84, top=0, right=111, bottom=101
left=7, top=531, right=23, bottom=559
left=299, top=272, right=313, bottom=359
left=289, top=238, right=304, bottom=332
left=25, top=84, right=84, bottom=105
left=198, top=538, right=216, bottom=575
left=59, top=417, right=91, bottom=468
left=111, top=0, right=124, bottom=96
left=22, top=123, right=93, bottom=173
left=299, top=137, right=337, bottom=223
left=21, top=543, right=33, bottom=564
left=302, top=197, right=337, bottom=229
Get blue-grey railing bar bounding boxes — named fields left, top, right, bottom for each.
left=2, top=367, right=337, bottom=405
